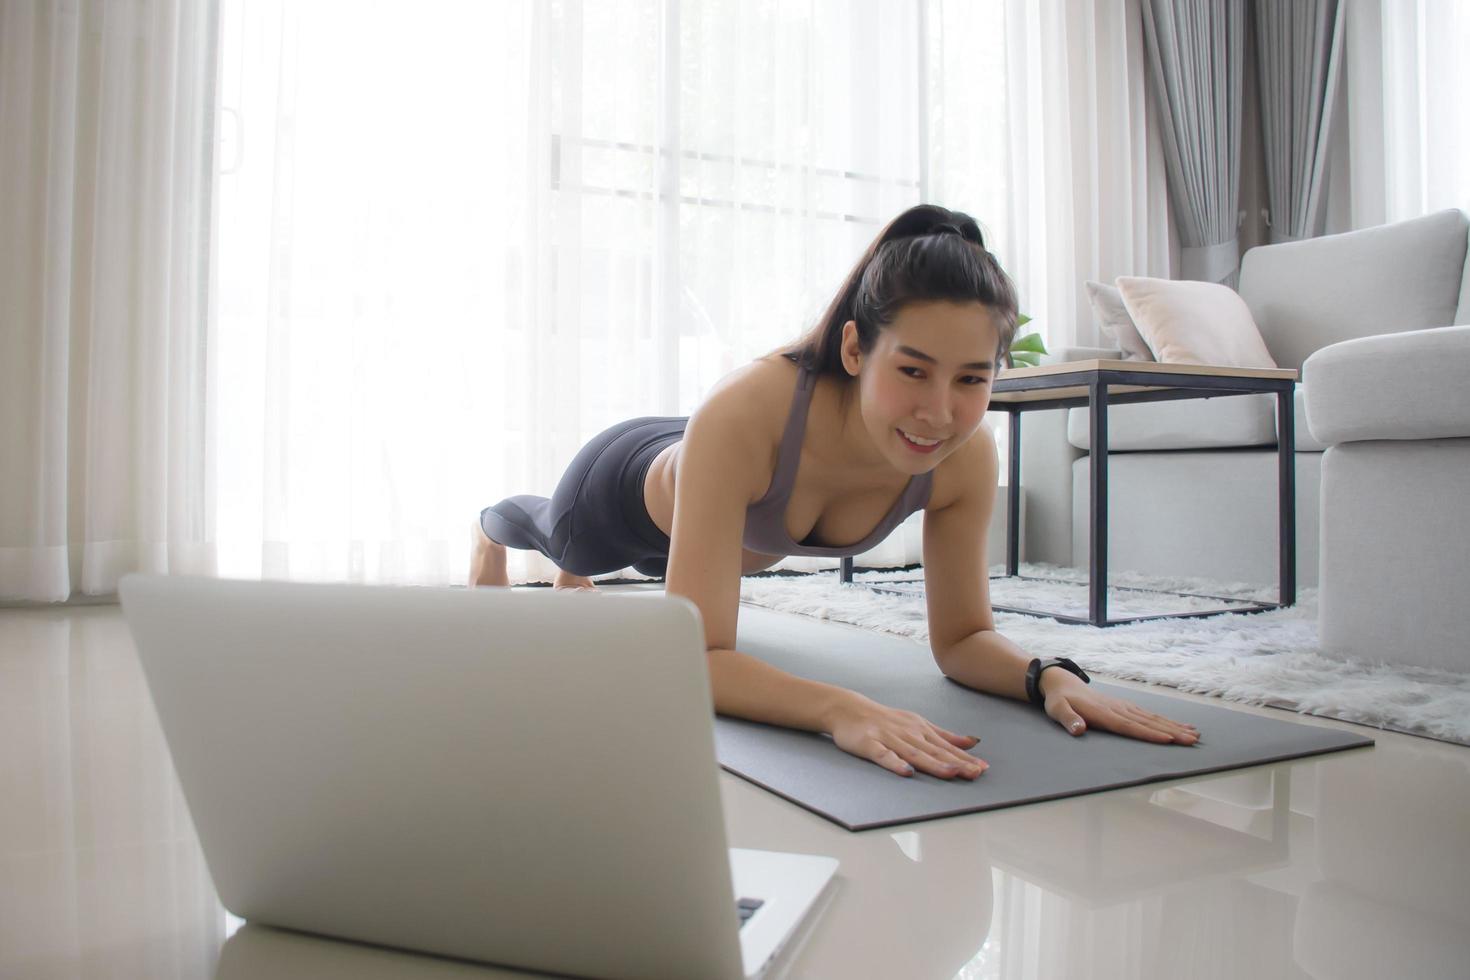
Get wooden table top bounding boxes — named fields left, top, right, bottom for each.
left=991, top=359, right=1298, bottom=404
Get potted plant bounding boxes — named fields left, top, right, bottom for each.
left=1007, top=315, right=1046, bottom=369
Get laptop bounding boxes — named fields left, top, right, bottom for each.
left=119, top=574, right=837, bottom=979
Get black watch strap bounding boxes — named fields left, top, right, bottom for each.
left=1025, top=657, right=1091, bottom=707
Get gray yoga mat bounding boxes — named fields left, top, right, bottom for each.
left=715, top=605, right=1373, bottom=831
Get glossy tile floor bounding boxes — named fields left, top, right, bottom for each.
left=4, top=600, right=1469, bottom=980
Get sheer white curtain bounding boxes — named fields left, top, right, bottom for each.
left=215, top=0, right=1165, bottom=586
left=1344, top=0, right=1470, bottom=226
left=217, top=0, right=927, bottom=585
left=928, top=0, right=1171, bottom=350
left=0, top=0, right=219, bottom=602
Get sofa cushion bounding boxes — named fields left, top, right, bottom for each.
left=1303, top=325, right=1470, bottom=445
left=1038, top=345, right=1128, bottom=365
left=1117, top=277, right=1277, bottom=368
left=1084, top=281, right=1154, bottom=360
left=1067, top=395, right=1276, bottom=451
left=1238, top=208, right=1470, bottom=370
left=1067, top=387, right=1323, bottom=452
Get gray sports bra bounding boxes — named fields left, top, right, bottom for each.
left=742, top=361, right=934, bottom=557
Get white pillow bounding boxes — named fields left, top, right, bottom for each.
left=1084, top=280, right=1154, bottom=360
left=1116, top=276, right=1278, bottom=368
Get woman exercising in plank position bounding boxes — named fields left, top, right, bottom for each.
left=472, top=204, right=1200, bottom=779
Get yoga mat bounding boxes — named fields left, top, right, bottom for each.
left=715, top=605, right=1373, bottom=831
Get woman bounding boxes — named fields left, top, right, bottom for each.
left=472, top=204, right=1200, bottom=779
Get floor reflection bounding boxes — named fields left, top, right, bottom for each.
left=0, top=609, right=224, bottom=979
left=720, top=771, right=995, bottom=979
left=216, top=925, right=528, bottom=980
left=6, top=604, right=1470, bottom=980
left=973, top=766, right=1304, bottom=979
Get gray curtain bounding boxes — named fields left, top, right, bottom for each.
left=1140, top=0, right=1248, bottom=285
left=1254, top=0, right=1345, bottom=243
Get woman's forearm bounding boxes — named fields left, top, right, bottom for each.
left=706, top=647, right=858, bottom=733
left=935, top=628, right=1065, bottom=702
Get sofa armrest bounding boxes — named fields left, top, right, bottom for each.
left=1303, top=325, right=1470, bottom=445
left=1039, top=345, right=1126, bottom=365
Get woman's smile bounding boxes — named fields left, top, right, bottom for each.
left=897, top=428, right=944, bottom=453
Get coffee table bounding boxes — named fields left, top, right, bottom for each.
left=840, top=360, right=1301, bottom=626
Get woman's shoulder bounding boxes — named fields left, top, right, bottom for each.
left=927, top=421, right=1000, bottom=513
left=696, top=354, right=800, bottom=433
left=678, top=355, right=799, bottom=494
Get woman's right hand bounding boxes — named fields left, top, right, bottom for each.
left=825, top=693, right=988, bottom=779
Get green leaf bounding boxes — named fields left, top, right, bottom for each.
left=1010, top=331, right=1047, bottom=354
left=1009, top=351, right=1042, bottom=368
left=1017, top=313, right=1032, bottom=328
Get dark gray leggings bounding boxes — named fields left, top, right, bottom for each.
left=480, top=417, right=686, bottom=578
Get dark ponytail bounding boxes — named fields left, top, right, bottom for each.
left=769, top=204, right=1020, bottom=380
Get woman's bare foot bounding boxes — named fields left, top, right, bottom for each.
left=553, top=568, right=598, bottom=591
left=469, top=520, right=510, bottom=587
left=469, top=516, right=596, bottom=590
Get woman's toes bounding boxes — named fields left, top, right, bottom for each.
left=553, top=572, right=598, bottom=591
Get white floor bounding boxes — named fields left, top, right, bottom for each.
left=3, top=597, right=1468, bottom=980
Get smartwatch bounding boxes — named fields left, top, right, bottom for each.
left=1025, top=657, right=1090, bottom=707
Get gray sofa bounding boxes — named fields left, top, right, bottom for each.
left=1304, top=324, right=1470, bottom=670
left=1018, top=209, right=1470, bottom=590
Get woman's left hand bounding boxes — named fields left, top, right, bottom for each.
left=1041, top=672, right=1200, bottom=744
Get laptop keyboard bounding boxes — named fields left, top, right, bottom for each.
left=736, top=896, right=764, bottom=928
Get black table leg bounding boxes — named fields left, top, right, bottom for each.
left=1277, top=389, right=1296, bottom=606
left=1007, top=408, right=1021, bottom=577
left=1089, top=379, right=1109, bottom=626
left=840, top=555, right=852, bottom=584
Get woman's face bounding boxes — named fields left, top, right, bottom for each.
left=840, top=300, right=1002, bottom=474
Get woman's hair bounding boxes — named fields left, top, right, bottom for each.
left=768, top=204, right=1020, bottom=381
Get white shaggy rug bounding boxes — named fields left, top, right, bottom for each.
left=738, top=563, right=1470, bottom=747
